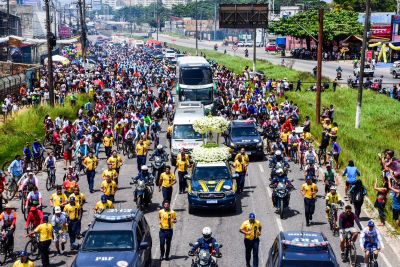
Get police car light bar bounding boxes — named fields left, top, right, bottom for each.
left=281, top=240, right=330, bottom=248
left=94, top=209, right=137, bottom=222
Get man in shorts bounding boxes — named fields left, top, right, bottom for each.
left=338, top=205, right=362, bottom=260
left=51, top=206, right=68, bottom=254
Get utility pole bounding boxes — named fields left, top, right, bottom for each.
left=156, top=0, right=159, bottom=41
left=253, top=28, right=256, bottom=73
left=355, top=0, right=371, bottom=129
left=316, top=8, right=323, bottom=124
left=213, top=0, right=217, bottom=41
left=78, top=0, right=86, bottom=63
left=195, top=0, right=198, bottom=55
left=53, top=2, right=57, bottom=39
left=45, top=0, right=55, bottom=106
left=6, top=0, right=10, bottom=61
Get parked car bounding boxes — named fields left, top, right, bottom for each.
left=353, top=63, right=374, bottom=77
left=236, top=41, right=245, bottom=47
left=390, top=61, right=400, bottom=78
left=265, top=43, right=282, bottom=52
left=244, top=40, right=253, bottom=47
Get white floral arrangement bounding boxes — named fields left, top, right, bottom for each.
left=193, top=116, right=229, bottom=134
left=191, top=145, right=230, bottom=163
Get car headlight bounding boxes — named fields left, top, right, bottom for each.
left=230, top=142, right=235, bottom=148
left=257, top=141, right=263, bottom=147
left=189, top=191, right=198, bottom=196
left=225, top=190, right=235, bottom=196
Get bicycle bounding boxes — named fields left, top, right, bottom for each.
left=46, top=167, right=56, bottom=191
left=115, top=133, right=123, bottom=152
left=24, top=233, right=40, bottom=261
left=328, top=204, right=341, bottom=237
left=20, top=187, right=30, bottom=220
left=123, top=138, right=135, bottom=159
left=289, top=143, right=298, bottom=163
left=0, top=228, right=14, bottom=264
left=365, top=246, right=379, bottom=267
left=4, top=173, right=19, bottom=201
left=343, top=229, right=357, bottom=266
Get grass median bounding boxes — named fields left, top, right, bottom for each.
left=169, top=43, right=400, bottom=229
left=0, top=94, right=89, bottom=166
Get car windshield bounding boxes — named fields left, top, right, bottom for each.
left=281, top=262, right=335, bottom=267
left=82, top=231, right=134, bottom=251
left=181, top=88, right=212, bottom=103
left=173, top=125, right=202, bottom=139
left=231, top=126, right=258, bottom=137
left=180, top=67, right=213, bottom=85
left=193, top=166, right=230, bottom=181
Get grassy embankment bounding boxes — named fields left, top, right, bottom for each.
left=169, top=43, right=400, bottom=228
left=0, top=95, right=90, bottom=166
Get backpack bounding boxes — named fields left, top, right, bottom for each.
left=352, top=187, right=364, bottom=203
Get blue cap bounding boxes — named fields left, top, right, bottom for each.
left=249, top=213, right=256, bottom=219
left=70, top=197, right=75, bottom=202
left=368, top=220, right=375, bottom=227
left=43, top=215, right=49, bottom=222
left=20, top=251, right=28, bottom=257
left=101, top=194, right=107, bottom=203
left=306, top=176, right=312, bottom=180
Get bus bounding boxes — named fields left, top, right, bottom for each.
left=176, top=56, right=216, bottom=107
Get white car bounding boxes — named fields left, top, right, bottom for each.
left=244, top=41, right=253, bottom=47
left=236, top=41, right=245, bottom=47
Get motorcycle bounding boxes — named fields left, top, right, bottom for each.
left=269, top=161, right=290, bottom=180
left=188, top=243, right=222, bottom=267
left=150, top=155, right=167, bottom=186
left=270, top=181, right=293, bottom=219
left=336, top=71, right=342, bottom=80
left=133, top=179, right=154, bottom=211
left=244, top=50, right=249, bottom=57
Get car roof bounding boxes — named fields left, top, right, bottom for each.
left=174, top=107, right=204, bottom=124
left=231, top=120, right=257, bottom=127
left=91, top=209, right=140, bottom=231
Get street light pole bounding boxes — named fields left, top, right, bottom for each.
left=6, top=0, right=10, bottom=61
left=195, top=0, right=198, bottom=56
left=316, top=8, right=323, bottom=124
left=156, top=0, right=159, bottom=41
left=78, top=0, right=86, bottom=63
left=355, top=0, right=371, bottom=129
left=45, top=0, right=55, bottom=107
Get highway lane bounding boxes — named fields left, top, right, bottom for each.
left=159, top=35, right=399, bottom=87
left=8, top=126, right=399, bottom=267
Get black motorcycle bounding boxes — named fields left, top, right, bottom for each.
left=269, top=161, right=290, bottom=180
left=133, top=178, right=154, bottom=211
left=270, top=181, right=293, bottom=219
left=188, top=243, right=222, bottom=267
left=150, top=155, right=167, bottom=186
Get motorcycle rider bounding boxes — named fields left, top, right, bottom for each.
left=244, top=49, right=249, bottom=57
left=270, top=168, right=293, bottom=209
left=133, top=165, right=154, bottom=203
left=336, top=66, right=343, bottom=79
left=150, top=144, right=169, bottom=162
left=360, top=220, right=384, bottom=266
left=189, top=227, right=221, bottom=265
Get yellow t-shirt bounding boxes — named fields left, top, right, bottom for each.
left=69, top=192, right=86, bottom=206
left=176, top=153, right=189, bottom=162
left=143, top=140, right=151, bottom=151
left=50, top=192, right=67, bottom=207
left=280, top=132, right=290, bottom=143
left=301, top=183, right=318, bottom=199
left=240, top=220, right=262, bottom=240
left=101, top=180, right=117, bottom=196
left=114, top=124, right=124, bottom=133
left=103, top=136, right=114, bottom=147
left=330, top=126, right=338, bottom=137
left=34, top=223, right=53, bottom=242
left=176, top=159, right=189, bottom=172
left=166, top=125, right=173, bottom=136
left=63, top=203, right=81, bottom=220
left=233, top=159, right=246, bottom=173
left=302, top=132, right=312, bottom=141
left=159, top=209, right=176, bottom=230
left=159, top=172, right=176, bottom=188
left=12, top=260, right=35, bottom=267
left=102, top=169, right=117, bottom=180
left=136, top=144, right=147, bottom=156
left=83, top=156, right=98, bottom=171
left=95, top=200, right=114, bottom=212
left=107, top=156, right=123, bottom=169
left=325, top=192, right=342, bottom=205
left=235, top=154, right=249, bottom=165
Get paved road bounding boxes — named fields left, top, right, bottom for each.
left=8, top=118, right=399, bottom=267
left=159, top=35, right=399, bottom=87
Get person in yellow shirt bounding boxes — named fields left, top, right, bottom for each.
left=135, top=139, right=148, bottom=172
left=233, top=155, right=247, bottom=194
left=103, top=133, right=114, bottom=158
left=325, top=186, right=343, bottom=220
left=64, top=197, right=81, bottom=250
left=280, top=128, right=290, bottom=156
left=159, top=200, right=177, bottom=261
left=94, top=195, right=114, bottom=213
left=101, top=175, right=117, bottom=203
left=176, top=148, right=189, bottom=162
left=301, top=177, right=318, bottom=226
left=330, top=122, right=339, bottom=139
left=175, top=154, right=190, bottom=194
left=32, top=215, right=52, bottom=267
left=240, top=213, right=262, bottom=267
left=235, top=148, right=250, bottom=165
left=166, top=122, right=173, bottom=149
left=107, top=150, right=123, bottom=184
left=142, top=135, right=151, bottom=152
left=50, top=186, right=67, bottom=211
left=83, top=152, right=98, bottom=193
left=159, top=166, right=176, bottom=202
left=69, top=186, right=86, bottom=207
left=102, top=163, right=118, bottom=181
left=12, top=251, right=34, bottom=267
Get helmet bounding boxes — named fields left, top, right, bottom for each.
left=202, top=227, right=212, bottom=240
left=276, top=168, right=284, bottom=175
left=330, top=186, right=337, bottom=191
left=157, top=144, right=163, bottom=150
left=368, top=220, right=375, bottom=227
left=275, top=150, right=282, bottom=156
left=101, top=194, right=107, bottom=203
left=20, top=251, right=28, bottom=257
left=141, top=165, right=148, bottom=171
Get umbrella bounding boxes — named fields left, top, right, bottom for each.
left=44, top=55, right=70, bottom=65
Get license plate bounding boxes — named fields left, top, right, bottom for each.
left=206, top=200, right=218, bottom=204
left=246, top=151, right=252, bottom=155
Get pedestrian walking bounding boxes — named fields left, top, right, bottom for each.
left=33, top=215, right=53, bottom=267
left=233, top=155, right=247, bottom=194
left=374, top=177, right=388, bottom=226
left=101, top=174, right=117, bottom=203
left=159, top=166, right=176, bottom=202
left=301, top=177, right=318, bottom=226
left=83, top=151, right=98, bottom=193
left=64, top=197, right=81, bottom=250
left=136, top=139, right=148, bottom=172
left=333, top=79, right=338, bottom=92
left=240, top=212, right=262, bottom=267
left=103, top=133, right=113, bottom=159
left=159, top=200, right=176, bottom=261
left=175, top=153, right=189, bottom=194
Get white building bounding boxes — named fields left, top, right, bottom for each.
left=129, top=0, right=188, bottom=9
left=279, top=6, right=301, bottom=18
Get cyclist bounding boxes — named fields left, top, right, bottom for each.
left=19, top=170, right=39, bottom=192
left=44, top=152, right=56, bottom=180
left=114, top=121, right=124, bottom=146
left=338, top=205, right=362, bottom=260
left=8, top=155, right=24, bottom=180
left=25, top=206, right=43, bottom=231
left=12, top=250, right=34, bottom=267
left=325, top=186, right=344, bottom=220
left=323, top=163, right=338, bottom=194
left=360, top=220, right=384, bottom=266
left=0, top=203, right=16, bottom=253
left=63, top=174, right=78, bottom=197
left=288, top=131, right=299, bottom=162
left=94, top=194, right=114, bottom=213
left=25, top=185, right=42, bottom=211
left=63, top=166, right=78, bottom=182
left=51, top=206, right=68, bottom=254
left=124, top=125, right=137, bottom=152
left=32, top=138, right=45, bottom=163
left=297, top=137, right=308, bottom=170
left=342, top=160, right=361, bottom=197
left=23, top=142, right=32, bottom=170
left=150, top=119, right=161, bottom=147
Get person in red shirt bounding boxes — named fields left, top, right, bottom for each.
left=25, top=206, right=43, bottom=231
left=281, top=118, right=294, bottom=133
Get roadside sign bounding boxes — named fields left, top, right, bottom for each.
left=232, top=45, right=238, bottom=51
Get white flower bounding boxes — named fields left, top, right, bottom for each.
left=192, top=146, right=230, bottom=163
left=193, top=116, right=229, bottom=135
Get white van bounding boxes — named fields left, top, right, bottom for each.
left=171, top=101, right=204, bottom=165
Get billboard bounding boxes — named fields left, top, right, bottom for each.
left=392, top=15, right=400, bottom=42
left=371, top=25, right=392, bottom=39
left=219, top=4, right=268, bottom=29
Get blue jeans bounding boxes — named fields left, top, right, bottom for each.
left=137, top=155, right=146, bottom=172
left=93, top=142, right=100, bottom=158
left=244, top=238, right=259, bottom=267
left=68, top=219, right=79, bottom=247
left=159, top=229, right=173, bottom=258
left=178, top=171, right=187, bottom=193
left=106, top=195, right=115, bottom=203
left=86, top=170, right=95, bottom=192
left=162, top=187, right=173, bottom=202
left=105, top=146, right=112, bottom=158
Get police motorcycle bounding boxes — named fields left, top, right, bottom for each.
left=188, top=243, right=222, bottom=267
left=269, top=150, right=290, bottom=180
left=132, top=166, right=154, bottom=211
left=269, top=169, right=294, bottom=219
left=304, top=158, right=318, bottom=183
left=149, top=146, right=169, bottom=186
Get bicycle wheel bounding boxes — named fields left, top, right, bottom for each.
left=46, top=173, right=52, bottom=191
left=4, top=179, right=17, bottom=201
left=25, top=239, right=40, bottom=261
left=0, top=243, right=7, bottom=264
left=51, top=173, right=56, bottom=188
left=349, top=242, right=357, bottom=266
left=21, top=193, right=26, bottom=215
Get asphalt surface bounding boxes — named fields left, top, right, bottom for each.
left=8, top=120, right=399, bottom=267
left=158, top=35, right=399, bottom=87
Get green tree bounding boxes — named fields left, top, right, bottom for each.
left=269, top=9, right=363, bottom=50
left=333, top=0, right=396, bottom=12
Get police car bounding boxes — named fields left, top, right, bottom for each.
left=266, top=231, right=339, bottom=267
left=71, top=209, right=152, bottom=267
left=187, top=162, right=238, bottom=214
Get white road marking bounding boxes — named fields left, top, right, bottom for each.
left=258, top=164, right=264, bottom=173
left=266, top=187, right=272, bottom=198
left=275, top=218, right=284, bottom=232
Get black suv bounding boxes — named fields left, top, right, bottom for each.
left=72, top=209, right=152, bottom=267
left=225, top=120, right=264, bottom=159
left=266, top=231, right=339, bottom=267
